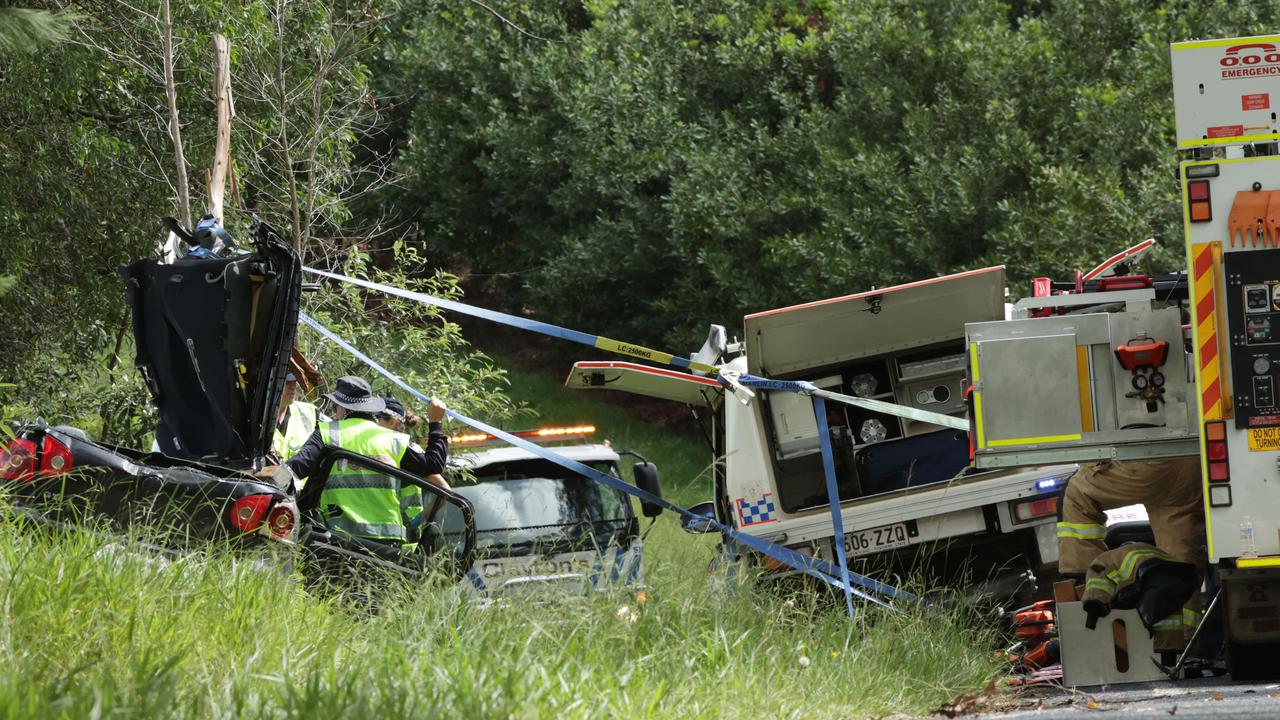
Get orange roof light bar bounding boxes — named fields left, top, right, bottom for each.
left=450, top=424, right=597, bottom=447
left=534, top=425, right=596, bottom=437
left=450, top=432, right=492, bottom=445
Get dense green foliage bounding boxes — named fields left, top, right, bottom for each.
left=298, top=243, right=516, bottom=424
left=0, top=1, right=509, bottom=443
left=382, top=0, right=1280, bottom=349
left=7, top=0, right=1280, bottom=423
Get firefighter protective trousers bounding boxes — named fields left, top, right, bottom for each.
left=1058, top=459, right=1205, bottom=650
left=1080, top=542, right=1201, bottom=652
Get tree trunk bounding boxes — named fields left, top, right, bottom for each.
left=274, top=0, right=302, bottom=250
left=161, top=0, right=191, bottom=231
left=160, top=0, right=190, bottom=264
left=210, top=32, right=233, bottom=221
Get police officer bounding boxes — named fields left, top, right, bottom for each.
left=377, top=395, right=449, bottom=492
left=281, top=376, right=449, bottom=544
left=272, top=372, right=329, bottom=462
left=1058, top=459, right=1206, bottom=654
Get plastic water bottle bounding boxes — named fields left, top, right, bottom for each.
left=1240, top=516, right=1258, bottom=558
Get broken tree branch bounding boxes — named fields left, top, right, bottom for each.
left=160, top=0, right=191, bottom=230
left=209, top=31, right=233, bottom=221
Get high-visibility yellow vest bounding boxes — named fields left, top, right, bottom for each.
left=318, top=418, right=423, bottom=542
left=273, top=401, right=321, bottom=461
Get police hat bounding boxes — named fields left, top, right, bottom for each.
left=380, top=396, right=407, bottom=422
left=322, top=376, right=386, bottom=414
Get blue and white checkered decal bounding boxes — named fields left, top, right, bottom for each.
left=736, top=493, right=778, bottom=526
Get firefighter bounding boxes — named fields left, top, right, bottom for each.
left=1079, top=542, right=1200, bottom=649
left=272, top=372, right=328, bottom=462
left=1057, top=459, right=1206, bottom=655
left=273, top=376, right=449, bottom=545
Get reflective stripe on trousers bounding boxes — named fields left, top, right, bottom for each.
left=1057, top=522, right=1106, bottom=540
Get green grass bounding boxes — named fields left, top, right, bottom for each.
left=0, top=520, right=1000, bottom=719
left=0, top=360, right=1003, bottom=718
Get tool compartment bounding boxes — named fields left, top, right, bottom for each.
left=965, top=300, right=1200, bottom=469
left=742, top=268, right=1006, bottom=512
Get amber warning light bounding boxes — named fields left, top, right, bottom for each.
left=451, top=425, right=597, bottom=447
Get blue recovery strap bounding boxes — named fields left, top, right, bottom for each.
left=726, top=373, right=966, bottom=431
left=302, top=267, right=713, bottom=374
left=298, top=312, right=916, bottom=607
left=305, top=266, right=961, bottom=430
left=813, top=395, right=855, bottom=619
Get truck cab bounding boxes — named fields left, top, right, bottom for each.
left=570, top=267, right=1075, bottom=598
left=445, top=426, right=659, bottom=601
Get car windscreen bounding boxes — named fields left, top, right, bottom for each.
left=452, top=459, right=632, bottom=555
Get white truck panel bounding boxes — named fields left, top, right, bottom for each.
left=747, top=464, right=1075, bottom=545
left=743, top=266, right=1005, bottom=376
left=1171, top=35, right=1280, bottom=149
left=722, top=356, right=777, bottom=518
left=1182, top=154, right=1280, bottom=561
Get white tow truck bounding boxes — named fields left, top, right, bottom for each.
left=443, top=425, right=661, bottom=601
left=567, top=267, right=1086, bottom=598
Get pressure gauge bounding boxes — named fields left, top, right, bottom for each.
left=1255, top=357, right=1271, bottom=376
left=850, top=373, right=878, bottom=398
left=1132, top=373, right=1149, bottom=391
left=860, top=418, right=888, bottom=444
left=1150, top=371, right=1165, bottom=388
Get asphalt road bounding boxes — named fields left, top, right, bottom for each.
left=966, top=677, right=1280, bottom=719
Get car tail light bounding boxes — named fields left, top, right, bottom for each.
left=229, top=494, right=273, bottom=532
left=266, top=503, right=296, bottom=540
left=1205, top=420, right=1229, bottom=483
left=39, top=435, right=74, bottom=476
left=1013, top=495, right=1059, bottom=523
left=0, top=438, right=37, bottom=482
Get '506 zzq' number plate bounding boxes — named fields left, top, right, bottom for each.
left=843, top=520, right=918, bottom=558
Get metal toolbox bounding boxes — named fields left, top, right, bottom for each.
left=966, top=292, right=1199, bottom=468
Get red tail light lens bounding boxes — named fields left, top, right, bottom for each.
left=0, top=438, right=37, bottom=482
left=1205, top=420, right=1229, bottom=483
left=1013, top=495, right=1060, bottom=523
left=229, top=494, right=273, bottom=532
left=39, top=435, right=74, bottom=476
left=1188, top=179, right=1212, bottom=223
left=266, top=504, right=296, bottom=539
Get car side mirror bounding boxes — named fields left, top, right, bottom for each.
left=301, top=447, right=476, bottom=579
left=681, top=500, right=718, bottom=534
left=632, top=461, right=663, bottom=518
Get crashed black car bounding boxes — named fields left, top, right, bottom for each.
left=1, top=218, right=475, bottom=582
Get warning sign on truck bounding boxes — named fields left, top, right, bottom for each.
left=1247, top=427, right=1280, bottom=451
left=1243, top=93, right=1271, bottom=111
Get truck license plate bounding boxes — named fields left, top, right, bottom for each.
left=843, top=522, right=912, bottom=558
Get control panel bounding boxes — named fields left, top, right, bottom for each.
left=1224, top=250, right=1280, bottom=428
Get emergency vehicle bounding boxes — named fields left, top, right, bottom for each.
left=1173, top=33, right=1280, bottom=681
left=566, top=269, right=1081, bottom=599
left=443, top=425, right=660, bottom=601
left=946, top=34, right=1280, bottom=683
